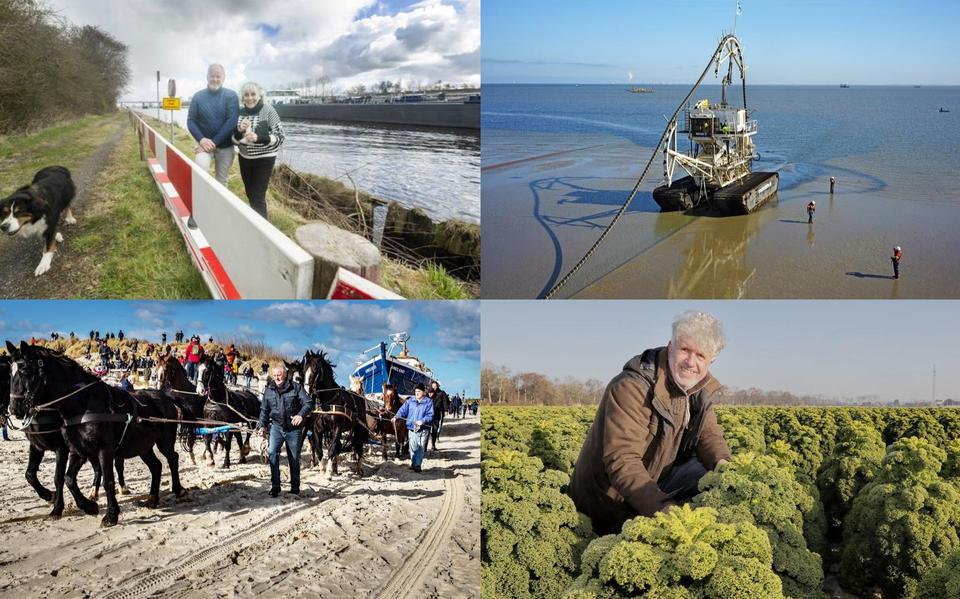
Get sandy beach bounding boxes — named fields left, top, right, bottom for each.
left=0, top=417, right=480, bottom=598
left=481, top=130, right=960, bottom=299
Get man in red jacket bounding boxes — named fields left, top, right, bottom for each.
left=184, top=335, right=204, bottom=383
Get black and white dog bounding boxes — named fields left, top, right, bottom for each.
left=0, top=166, right=77, bottom=276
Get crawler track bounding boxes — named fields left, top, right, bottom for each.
left=102, top=480, right=353, bottom=599
left=376, top=473, right=466, bottom=599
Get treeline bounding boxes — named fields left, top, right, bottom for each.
left=481, top=363, right=916, bottom=407
left=0, top=0, right=130, bottom=133
left=481, top=363, right=605, bottom=406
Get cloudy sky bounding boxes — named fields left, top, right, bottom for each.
left=47, top=0, right=479, bottom=101
left=483, top=300, right=960, bottom=404
left=0, top=300, right=480, bottom=396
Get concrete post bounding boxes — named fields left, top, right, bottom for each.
left=295, top=222, right=381, bottom=298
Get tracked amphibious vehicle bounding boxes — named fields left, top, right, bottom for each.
left=653, top=34, right=778, bottom=214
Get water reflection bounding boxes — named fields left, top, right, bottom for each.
left=663, top=204, right=766, bottom=299
left=281, top=120, right=479, bottom=223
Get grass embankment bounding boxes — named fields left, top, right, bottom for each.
left=0, top=113, right=209, bottom=298
left=143, top=114, right=473, bottom=299
left=0, top=115, right=115, bottom=187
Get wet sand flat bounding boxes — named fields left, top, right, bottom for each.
left=482, top=131, right=960, bottom=299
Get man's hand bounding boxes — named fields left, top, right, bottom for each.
left=291, top=415, right=303, bottom=427
left=199, top=138, right=216, bottom=152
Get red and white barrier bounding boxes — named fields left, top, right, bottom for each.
left=135, top=115, right=314, bottom=299
left=327, top=267, right=404, bottom=299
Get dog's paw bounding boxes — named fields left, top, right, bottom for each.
left=64, top=215, right=77, bottom=225
left=55, top=232, right=63, bottom=243
left=34, top=253, right=53, bottom=276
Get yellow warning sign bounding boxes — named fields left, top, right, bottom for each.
left=162, top=97, right=181, bottom=110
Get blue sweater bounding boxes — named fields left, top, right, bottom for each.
left=395, top=396, right=434, bottom=432
left=187, top=87, right=239, bottom=148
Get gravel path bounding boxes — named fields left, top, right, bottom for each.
left=0, top=120, right=126, bottom=298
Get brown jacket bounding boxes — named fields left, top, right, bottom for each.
left=568, top=347, right=731, bottom=534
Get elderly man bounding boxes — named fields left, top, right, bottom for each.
left=568, top=310, right=732, bottom=535
left=257, top=363, right=314, bottom=497
left=394, top=384, right=434, bottom=473
left=186, top=63, right=239, bottom=185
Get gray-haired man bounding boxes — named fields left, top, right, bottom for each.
left=568, top=310, right=732, bottom=535
left=186, top=63, right=239, bottom=185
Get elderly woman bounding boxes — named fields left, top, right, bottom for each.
left=231, top=82, right=285, bottom=218
left=567, top=310, right=733, bottom=535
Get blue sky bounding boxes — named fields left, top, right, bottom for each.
left=0, top=301, right=480, bottom=396
left=483, top=0, right=960, bottom=85
left=482, top=301, right=960, bottom=403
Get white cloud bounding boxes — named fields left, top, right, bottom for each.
left=47, top=0, right=479, bottom=101
left=254, top=301, right=412, bottom=344
left=421, top=301, right=480, bottom=360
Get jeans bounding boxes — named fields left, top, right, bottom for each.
left=194, top=146, right=235, bottom=185
left=268, top=424, right=303, bottom=492
left=238, top=155, right=276, bottom=218
left=408, top=428, right=430, bottom=468
left=186, top=361, right=198, bottom=383
left=658, top=457, right=708, bottom=502
left=2, top=424, right=8, bottom=441
left=245, top=374, right=253, bottom=388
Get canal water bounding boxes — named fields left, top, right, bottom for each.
left=145, top=108, right=479, bottom=224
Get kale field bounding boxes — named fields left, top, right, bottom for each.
left=481, top=405, right=960, bottom=599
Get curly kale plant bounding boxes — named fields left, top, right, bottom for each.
left=916, top=547, right=960, bottom=599
left=816, top=421, right=885, bottom=532
left=565, top=504, right=784, bottom=599
left=481, top=449, right=593, bottom=599
left=841, top=437, right=960, bottom=598
left=693, top=452, right=826, bottom=599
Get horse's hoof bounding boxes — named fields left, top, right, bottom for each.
left=239, top=456, right=247, bottom=464
left=81, top=502, right=99, bottom=516
left=38, top=490, right=54, bottom=503
left=100, top=516, right=118, bottom=528
left=175, top=488, right=188, bottom=498
left=142, top=495, right=159, bottom=509
left=119, top=485, right=130, bottom=496
left=48, top=510, right=63, bottom=520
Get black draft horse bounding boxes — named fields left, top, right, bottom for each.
left=196, top=354, right=259, bottom=468
left=155, top=353, right=211, bottom=465
left=7, top=341, right=187, bottom=527
left=1, top=352, right=102, bottom=518
left=301, top=351, right=369, bottom=477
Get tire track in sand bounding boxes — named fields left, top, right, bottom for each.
left=375, top=472, right=466, bottom=599
left=102, top=479, right=355, bottom=599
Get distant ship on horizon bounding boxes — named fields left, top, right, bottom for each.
left=840, top=84, right=850, bottom=88
left=628, top=87, right=655, bottom=93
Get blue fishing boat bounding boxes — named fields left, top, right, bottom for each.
left=351, top=332, right=435, bottom=401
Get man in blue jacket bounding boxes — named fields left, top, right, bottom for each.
left=187, top=63, right=239, bottom=185
left=394, top=383, right=434, bottom=472
left=257, top=363, right=314, bottom=496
